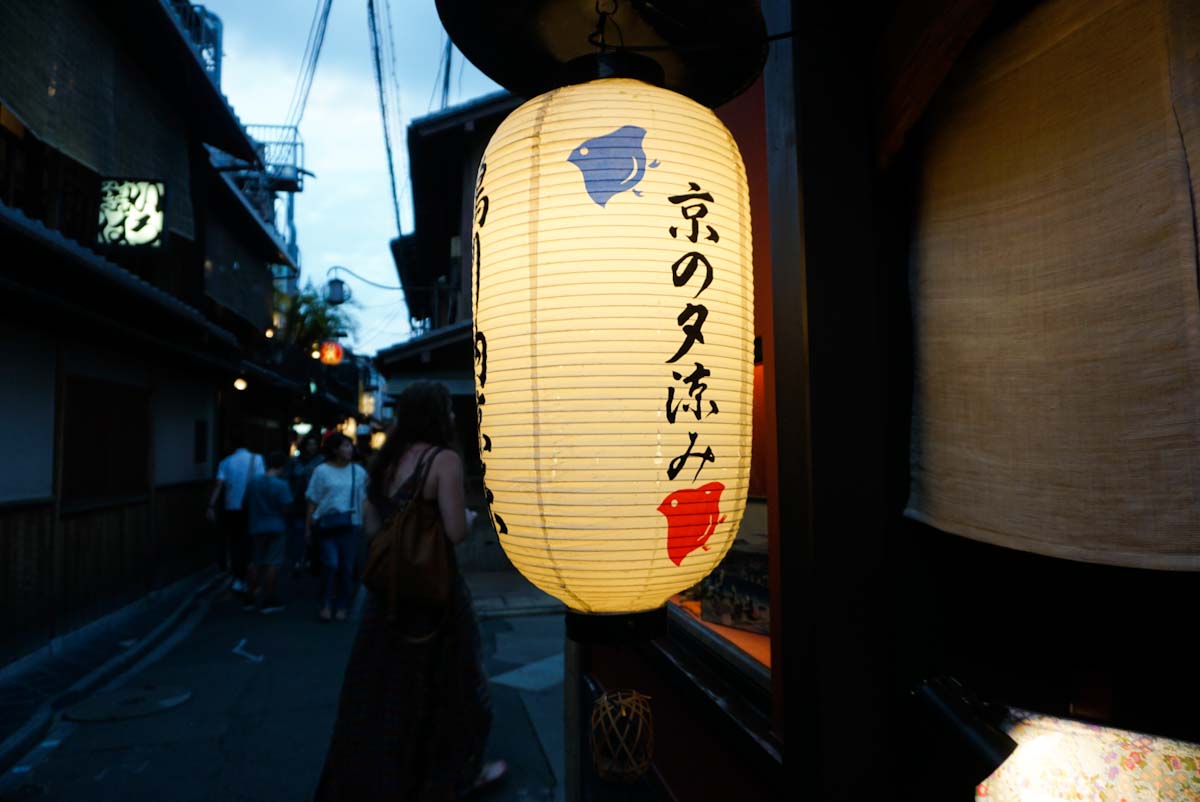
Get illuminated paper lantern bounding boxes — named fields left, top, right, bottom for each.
left=320, top=341, right=344, bottom=366
left=472, top=78, right=754, bottom=614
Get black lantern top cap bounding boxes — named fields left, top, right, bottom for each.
left=435, top=0, right=768, bottom=108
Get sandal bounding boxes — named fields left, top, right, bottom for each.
left=470, top=759, right=507, bottom=794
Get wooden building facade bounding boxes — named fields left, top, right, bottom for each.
left=0, top=0, right=308, bottom=671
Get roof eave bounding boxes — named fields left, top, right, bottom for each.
left=211, top=167, right=298, bottom=272
left=375, top=319, right=474, bottom=370
left=0, top=198, right=239, bottom=348
left=103, top=1, right=260, bottom=164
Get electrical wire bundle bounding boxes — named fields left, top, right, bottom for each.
left=366, top=0, right=406, bottom=236
left=286, top=0, right=335, bottom=129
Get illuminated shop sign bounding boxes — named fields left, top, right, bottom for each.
left=98, top=179, right=165, bottom=248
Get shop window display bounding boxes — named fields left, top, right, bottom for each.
left=672, top=360, right=772, bottom=671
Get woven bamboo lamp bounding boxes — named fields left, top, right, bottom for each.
left=471, top=75, right=755, bottom=635
left=590, top=690, right=654, bottom=782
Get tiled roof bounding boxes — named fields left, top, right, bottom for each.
left=0, top=198, right=239, bottom=348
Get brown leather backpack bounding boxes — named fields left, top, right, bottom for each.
left=363, top=447, right=454, bottom=624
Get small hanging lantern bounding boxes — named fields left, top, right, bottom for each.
left=472, top=78, right=754, bottom=624
left=233, top=377, right=248, bottom=392
left=326, top=277, right=349, bottom=306
left=320, top=341, right=344, bottom=366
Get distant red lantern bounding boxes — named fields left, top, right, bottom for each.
left=320, top=341, right=344, bottom=366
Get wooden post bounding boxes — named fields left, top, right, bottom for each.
left=768, top=4, right=893, bottom=800
left=146, top=368, right=158, bottom=593
left=761, top=0, right=797, bottom=745
left=563, top=638, right=582, bottom=802
left=50, top=340, right=66, bottom=642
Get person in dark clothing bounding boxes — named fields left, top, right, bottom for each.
left=284, top=433, right=324, bottom=575
left=244, top=450, right=293, bottom=613
left=314, top=381, right=505, bottom=801
left=206, top=429, right=264, bottom=600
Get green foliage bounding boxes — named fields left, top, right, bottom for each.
left=275, top=280, right=359, bottom=348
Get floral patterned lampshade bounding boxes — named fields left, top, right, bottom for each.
left=978, top=709, right=1200, bottom=801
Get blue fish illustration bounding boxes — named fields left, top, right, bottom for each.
left=567, top=125, right=650, bottom=207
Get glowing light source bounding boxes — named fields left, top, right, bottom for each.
left=264, top=328, right=275, bottom=339
left=472, top=78, right=754, bottom=615
left=320, top=341, right=344, bottom=366
left=98, top=179, right=165, bottom=247
left=233, top=378, right=248, bottom=391
left=311, top=350, right=321, bottom=360
left=370, top=431, right=387, bottom=450
left=292, top=422, right=313, bottom=436
left=977, top=711, right=1200, bottom=801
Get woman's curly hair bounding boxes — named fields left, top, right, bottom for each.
left=367, top=381, right=456, bottom=501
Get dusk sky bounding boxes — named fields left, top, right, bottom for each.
left=202, top=0, right=501, bottom=355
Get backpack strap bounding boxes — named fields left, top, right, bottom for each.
left=385, top=446, right=441, bottom=505
left=411, top=447, right=443, bottom=500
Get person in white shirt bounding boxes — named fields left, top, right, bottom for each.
left=206, top=430, right=264, bottom=597
left=305, top=433, right=368, bottom=621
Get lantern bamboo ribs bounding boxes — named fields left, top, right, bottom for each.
left=472, top=78, right=755, bottom=618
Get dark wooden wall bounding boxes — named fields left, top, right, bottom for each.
left=0, top=501, right=57, bottom=666
left=0, top=481, right=211, bottom=670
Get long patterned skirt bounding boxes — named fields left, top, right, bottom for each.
left=314, top=575, right=492, bottom=801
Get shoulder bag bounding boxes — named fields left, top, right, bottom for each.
left=363, top=447, right=455, bottom=623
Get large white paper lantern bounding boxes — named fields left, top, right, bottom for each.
left=472, top=78, right=753, bottom=615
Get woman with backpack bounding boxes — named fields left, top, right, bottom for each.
left=313, top=381, right=505, bottom=800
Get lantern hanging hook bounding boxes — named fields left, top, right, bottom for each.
left=589, top=0, right=624, bottom=54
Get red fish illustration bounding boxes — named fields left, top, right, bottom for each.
left=657, top=482, right=727, bottom=567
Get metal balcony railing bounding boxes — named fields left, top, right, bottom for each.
left=209, top=123, right=305, bottom=278
left=245, top=125, right=306, bottom=194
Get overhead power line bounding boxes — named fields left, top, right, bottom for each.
left=379, top=0, right=408, bottom=205
left=366, top=0, right=404, bottom=236
left=286, top=0, right=335, bottom=128
left=284, top=2, right=322, bottom=124
left=428, top=35, right=453, bottom=112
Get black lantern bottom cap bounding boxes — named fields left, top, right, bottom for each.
left=566, top=608, right=668, bottom=645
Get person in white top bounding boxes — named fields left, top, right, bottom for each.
left=305, top=433, right=368, bottom=621
left=206, top=431, right=264, bottom=597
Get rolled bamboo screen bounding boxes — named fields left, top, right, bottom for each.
left=907, top=0, right=1200, bottom=570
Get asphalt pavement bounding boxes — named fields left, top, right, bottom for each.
left=0, top=568, right=566, bottom=802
